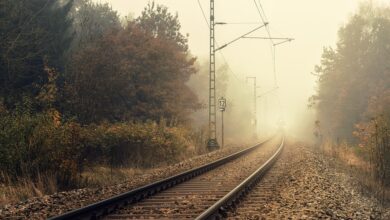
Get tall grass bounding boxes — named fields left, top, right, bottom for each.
left=319, top=116, right=389, bottom=206
left=0, top=171, right=58, bottom=206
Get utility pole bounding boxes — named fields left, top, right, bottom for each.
left=205, top=3, right=269, bottom=149
left=207, top=0, right=219, bottom=150
left=246, top=77, right=260, bottom=138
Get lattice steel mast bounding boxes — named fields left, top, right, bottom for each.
left=207, top=0, right=219, bottom=150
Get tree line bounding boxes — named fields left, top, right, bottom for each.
left=1, top=0, right=200, bottom=123
left=0, top=0, right=202, bottom=189
left=310, top=3, right=389, bottom=188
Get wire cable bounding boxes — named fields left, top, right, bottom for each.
left=220, top=22, right=261, bottom=25
left=196, top=0, right=250, bottom=89
left=197, top=0, right=209, bottom=27
left=253, top=0, right=273, bottom=45
left=253, top=0, right=275, bottom=67
left=258, top=0, right=269, bottom=23
left=215, top=23, right=268, bottom=52
left=253, top=0, right=285, bottom=123
left=258, top=1, right=289, bottom=121
left=253, top=0, right=279, bottom=88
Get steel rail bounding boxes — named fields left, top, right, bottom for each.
left=195, top=136, right=285, bottom=220
left=49, top=136, right=275, bottom=220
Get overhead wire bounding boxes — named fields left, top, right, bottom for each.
left=254, top=0, right=283, bottom=90
left=219, top=22, right=261, bottom=25
left=215, top=23, right=268, bottom=52
left=258, top=0, right=269, bottom=24
left=197, top=0, right=209, bottom=27
left=253, top=0, right=274, bottom=44
left=196, top=0, right=251, bottom=89
left=254, top=0, right=287, bottom=123
left=197, top=0, right=289, bottom=127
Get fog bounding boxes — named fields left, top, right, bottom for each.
left=94, top=0, right=387, bottom=142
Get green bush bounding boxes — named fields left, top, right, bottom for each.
left=0, top=111, right=193, bottom=189
left=0, top=111, right=83, bottom=187
left=80, top=121, right=193, bottom=168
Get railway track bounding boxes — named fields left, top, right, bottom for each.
left=226, top=142, right=289, bottom=220
left=51, top=134, right=284, bottom=220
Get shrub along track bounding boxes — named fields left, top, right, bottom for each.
left=50, top=134, right=284, bottom=220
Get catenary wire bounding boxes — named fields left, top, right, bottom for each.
left=196, top=0, right=251, bottom=88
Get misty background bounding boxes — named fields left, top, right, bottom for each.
left=92, top=0, right=387, bottom=141
left=1, top=0, right=389, bottom=209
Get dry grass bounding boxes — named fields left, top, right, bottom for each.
left=0, top=172, right=57, bottom=207
left=0, top=167, right=148, bottom=207
left=321, top=140, right=371, bottom=171
left=320, top=140, right=390, bottom=205
left=80, top=166, right=146, bottom=188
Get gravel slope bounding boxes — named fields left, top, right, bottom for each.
left=230, top=140, right=389, bottom=219
left=0, top=141, right=254, bottom=219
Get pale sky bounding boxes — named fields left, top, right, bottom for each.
left=94, top=0, right=388, bottom=138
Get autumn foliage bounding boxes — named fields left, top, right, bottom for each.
left=0, top=0, right=201, bottom=191
left=311, top=3, right=389, bottom=188
left=65, top=21, right=199, bottom=123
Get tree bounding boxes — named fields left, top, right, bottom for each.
left=311, top=3, right=390, bottom=141
left=0, top=0, right=74, bottom=109
left=65, top=19, right=200, bottom=123
left=133, top=2, right=199, bottom=123
left=64, top=27, right=133, bottom=123
left=136, top=2, right=188, bottom=51
left=70, top=0, right=121, bottom=50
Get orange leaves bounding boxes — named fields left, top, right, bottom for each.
left=49, top=109, right=61, bottom=127
left=36, top=62, right=58, bottom=109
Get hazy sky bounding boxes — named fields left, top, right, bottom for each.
left=94, top=0, right=387, bottom=137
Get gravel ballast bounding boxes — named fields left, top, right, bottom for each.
left=1, top=138, right=388, bottom=219
left=0, top=141, right=252, bottom=219
left=230, top=140, right=389, bottom=219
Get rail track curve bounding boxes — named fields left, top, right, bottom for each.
left=50, top=134, right=284, bottom=220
